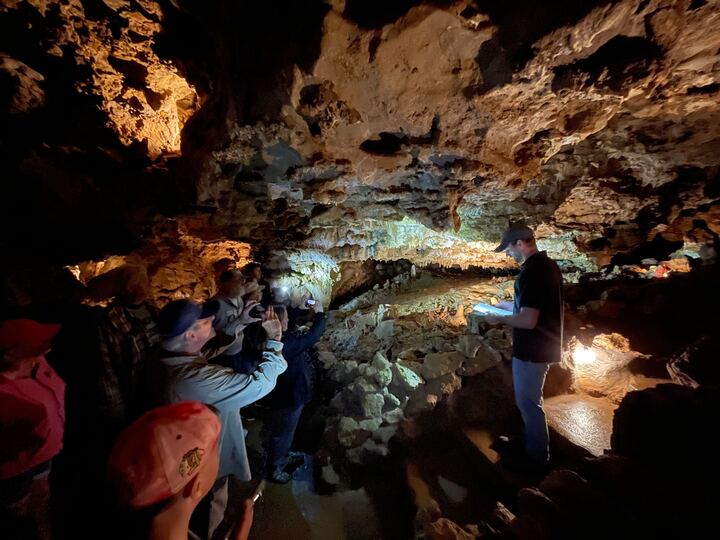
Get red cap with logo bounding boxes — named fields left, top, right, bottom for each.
left=108, top=401, right=221, bottom=509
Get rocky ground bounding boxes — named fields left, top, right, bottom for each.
left=297, top=266, right=720, bottom=539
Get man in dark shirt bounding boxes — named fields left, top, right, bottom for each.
left=485, top=224, right=564, bottom=466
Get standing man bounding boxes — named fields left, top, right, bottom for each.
left=155, top=299, right=286, bottom=539
left=484, top=224, right=564, bottom=468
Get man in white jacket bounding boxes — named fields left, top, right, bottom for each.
left=156, top=298, right=287, bottom=539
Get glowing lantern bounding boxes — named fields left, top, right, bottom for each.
left=573, top=345, right=596, bottom=366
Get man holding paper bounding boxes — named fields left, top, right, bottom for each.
left=484, top=224, right=564, bottom=468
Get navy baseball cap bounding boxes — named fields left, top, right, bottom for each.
left=494, top=224, right=535, bottom=252
left=158, top=299, right=219, bottom=338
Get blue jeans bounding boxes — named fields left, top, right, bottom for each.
left=263, top=405, right=304, bottom=472
left=512, top=357, right=550, bottom=464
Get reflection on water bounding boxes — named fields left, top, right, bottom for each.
left=545, top=395, right=616, bottom=456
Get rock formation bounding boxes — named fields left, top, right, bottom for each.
left=1, top=0, right=719, bottom=277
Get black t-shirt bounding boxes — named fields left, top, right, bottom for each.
left=512, top=251, right=564, bottom=363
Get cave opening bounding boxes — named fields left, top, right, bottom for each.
left=2, top=1, right=720, bottom=539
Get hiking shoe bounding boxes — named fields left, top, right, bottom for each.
left=268, top=469, right=292, bottom=484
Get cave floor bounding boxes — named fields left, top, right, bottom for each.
left=544, top=394, right=616, bottom=457
left=243, top=272, right=666, bottom=538
left=245, top=421, right=380, bottom=540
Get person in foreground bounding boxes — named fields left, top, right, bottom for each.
left=107, top=401, right=254, bottom=540
left=484, top=224, right=564, bottom=469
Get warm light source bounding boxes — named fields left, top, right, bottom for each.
left=573, top=345, right=596, bottom=365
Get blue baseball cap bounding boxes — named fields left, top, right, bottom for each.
left=158, top=299, right=219, bottom=338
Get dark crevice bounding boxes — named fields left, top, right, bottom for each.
left=368, top=34, right=382, bottom=63
left=610, top=234, right=684, bottom=266
left=108, top=56, right=149, bottom=89
left=687, top=82, right=720, bottom=95
left=474, top=0, right=617, bottom=93
left=635, top=0, right=652, bottom=14
left=361, top=132, right=408, bottom=155
left=552, top=35, right=662, bottom=94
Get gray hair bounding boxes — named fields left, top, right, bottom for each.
left=161, top=332, right=188, bottom=353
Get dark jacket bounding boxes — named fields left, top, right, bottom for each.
left=265, top=312, right=326, bottom=408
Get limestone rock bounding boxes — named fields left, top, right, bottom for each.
left=318, top=350, right=338, bottom=369
left=381, top=408, right=405, bottom=424
left=371, top=351, right=393, bottom=387
left=383, top=393, right=401, bottom=410
left=1, top=56, right=46, bottom=114
left=337, top=417, right=367, bottom=448
left=373, top=319, right=395, bottom=339
left=458, top=336, right=502, bottom=376
left=353, top=377, right=381, bottom=394
left=360, top=393, right=385, bottom=419
left=462, top=349, right=501, bottom=376
left=329, top=361, right=359, bottom=385
left=391, top=361, right=424, bottom=393
left=358, top=417, right=383, bottom=433
left=421, top=352, right=465, bottom=380
left=425, top=372, right=462, bottom=397
left=397, top=349, right=418, bottom=362
left=372, top=425, right=398, bottom=445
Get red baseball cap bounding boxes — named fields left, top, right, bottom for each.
left=108, top=401, right=221, bottom=509
left=0, top=319, right=61, bottom=359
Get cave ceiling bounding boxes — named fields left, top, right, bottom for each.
left=1, top=0, right=719, bottom=269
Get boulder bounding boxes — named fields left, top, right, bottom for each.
left=353, top=377, right=382, bottom=394
left=421, top=351, right=465, bottom=380
left=318, top=350, right=338, bottom=368
left=372, top=425, right=398, bottom=445
left=460, top=338, right=502, bottom=376
left=383, top=392, right=401, bottom=410
left=337, top=417, right=369, bottom=448
left=374, top=319, right=395, bottom=339
left=381, top=407, right=405, bottom=424
left=358, top=417, right=383, bottom=432
left=360, top=393, right=385, bottom=418
left=329, top=360, right=359, bottom=384
left=425, top=372, right=462, bottom=397
left=391, top=361, right=424, bottom=394
left=372, top=351, right=393, bottom=386
left=397, top=349, right=419, bottom=362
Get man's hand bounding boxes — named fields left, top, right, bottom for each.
left=262, top=305, right=275, bottom=321
left=312, top=300, right=324, bottom=314
left=262, top=312, right=282, bottom=341
left=484, top=315, right=504, bottom=325
left=231, top=498, right=254, bottom=540
left=239, top=301, right=262, bottom=325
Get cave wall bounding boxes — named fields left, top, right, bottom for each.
left=2, top=0, right=719, bottom=299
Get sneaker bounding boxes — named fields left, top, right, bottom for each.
left=268, top=469, right=293, bottom=484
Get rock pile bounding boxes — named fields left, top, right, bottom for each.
left=316, top=276, right=512, bottom=480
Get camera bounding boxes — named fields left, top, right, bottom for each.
left=248, top=305, right=266, bottom=318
